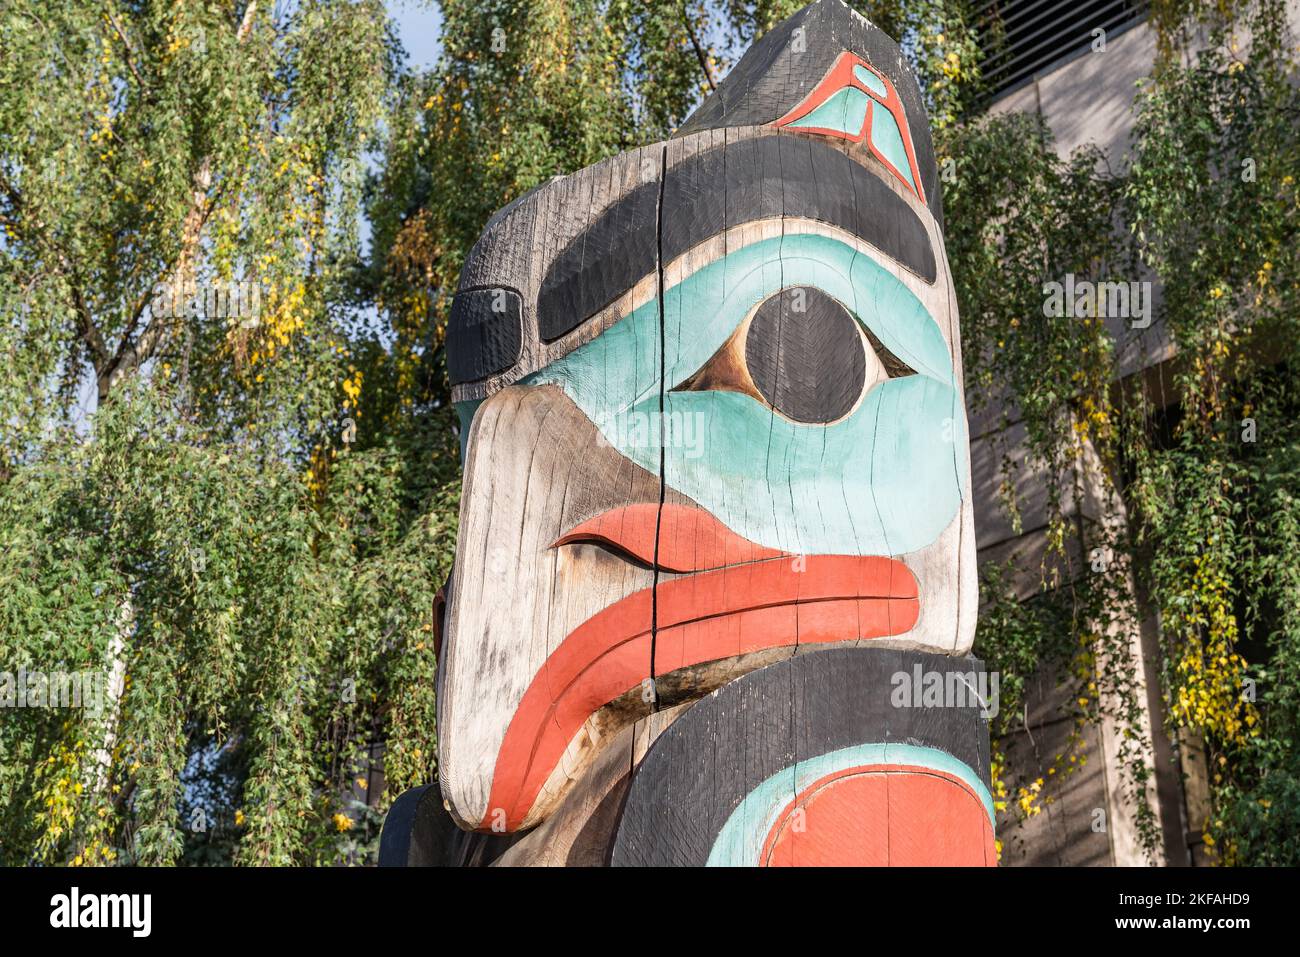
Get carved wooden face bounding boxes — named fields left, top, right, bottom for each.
left=436, top=3, right=976, bottom=834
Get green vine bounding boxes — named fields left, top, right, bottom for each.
left=958, top=0, right=1300, bottom=863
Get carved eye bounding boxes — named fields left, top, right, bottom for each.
left=674, top=286, right=915, bottom=424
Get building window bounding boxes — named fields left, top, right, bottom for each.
left=978, top=0, right=1151, bottom=99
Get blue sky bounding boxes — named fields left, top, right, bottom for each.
left=387, top=0, right=443, bottom=71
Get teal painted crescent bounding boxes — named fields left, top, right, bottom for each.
left=870, top=102, right=918, bottom=191
left=853, top=63, right=889, bottom=98
left=787, top=85, right=869, bottom=136
left=706, top=742, right=995, bottom=867
left=525, top=233, right=967, bottom=556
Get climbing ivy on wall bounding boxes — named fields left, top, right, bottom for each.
left=1124, top=0, right=1300, bottom=863
left=941, top=108, right=1161, bottom=856
left=948, top=0, right=1300, bottom=863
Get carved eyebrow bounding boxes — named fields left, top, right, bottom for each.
left=662, top=136, right=935, bottom=279
left=535, top=181, right=659, bottom=343
left=449, top=135, right=939, bottom=387
left=534, top=136, right=936, bottom=345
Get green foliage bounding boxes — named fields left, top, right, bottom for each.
left=955, top=0, right=1300, bottom=862
left=1122, top=0, right=1300, bottom=863
left=0, top=380, right=457, bottom=865
left=3, top=0, right=1298, bottom=867
left=942, top=109, right=1160, bottom=851
left=0, top=0, right=453, bottom=866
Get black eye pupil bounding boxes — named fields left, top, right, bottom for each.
left=744, top=287, right=866, bottom=423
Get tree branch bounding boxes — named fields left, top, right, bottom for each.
left=103, top=4, right=147, bottom=91
left=98, top=2, right=261, bottom=400
left=0, top=169, right=110, bottom=366
left=237, top=1, right=259, bottom=42
left=682, top=6, right=717, bottom=92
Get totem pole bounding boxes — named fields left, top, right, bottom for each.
left=380, top=0, right=994, bottom=867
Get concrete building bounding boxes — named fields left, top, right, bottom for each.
left=976, top=0, right=1300, bottom=865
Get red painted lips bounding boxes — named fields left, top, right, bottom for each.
left=480, top=503, right=920, bottom=831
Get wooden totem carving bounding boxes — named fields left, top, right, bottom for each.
left=381, top=0, right=994, bottom=867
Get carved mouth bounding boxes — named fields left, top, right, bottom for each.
left=478, top=503, right=920, bottom=831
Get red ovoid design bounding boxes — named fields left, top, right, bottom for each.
left=761, top=765, right=997, bottom=866
left=774, top=51, right=927, bottom=204
left=479, top=503, right=921, bottom=831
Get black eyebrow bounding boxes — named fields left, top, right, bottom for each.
left=661, top=136, right=936, bottom=281
left=535, top=136, right=936, bottom=345
left=450, top=135, right=939, bottom=385
left=536, top=181, right=660, bottom=342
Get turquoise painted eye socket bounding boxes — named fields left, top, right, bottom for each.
left=673, top=284, right=919, bottom=425
left=659, top=235, right=954, bottom=393
left=529, top=233, right=968, bottom=556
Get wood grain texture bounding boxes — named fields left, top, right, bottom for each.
left=431, top=0, right=982, bottom=852
left=492, top=699, right=693, bottom=866
left=378, top=703, right=693, bottom=867
left=611, top=647, right=993, bottom=866
left=656, top=124, right=975, bottom=660
left=676, top=0, right=942, bottom=223
left=449, top=146, right=664, bottom=403
left=745, top=286, right=868, bottom=423
left=437, top=383, right=660, bottom=831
